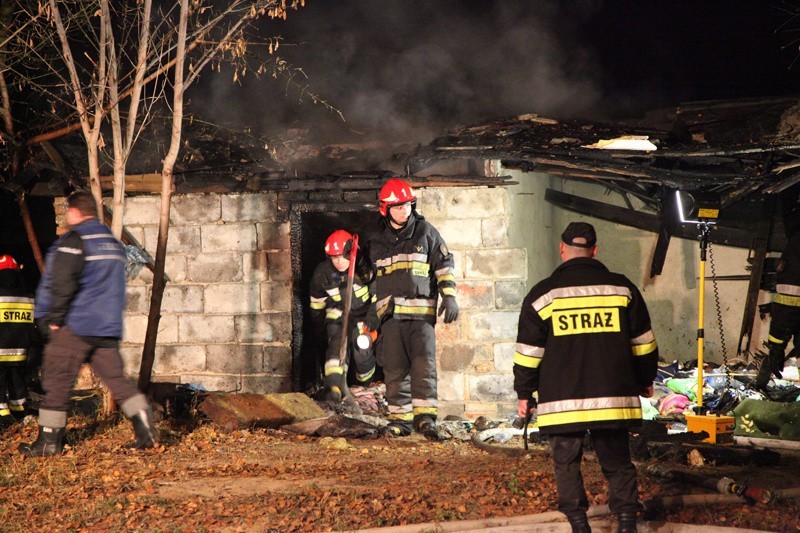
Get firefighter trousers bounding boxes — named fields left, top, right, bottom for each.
left=550, top=428, right=640, bottom=516
left=324, top=322, right=376, bottom=387
left=376, top=318, right=437, bottom=421
left=40, top=326, right=141, bottom=416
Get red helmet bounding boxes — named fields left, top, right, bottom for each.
left=0, top=255, right=20, bottom=271
left=324, top=230, right=353, bottom=256
left=379, top=178, right=416, bottom=217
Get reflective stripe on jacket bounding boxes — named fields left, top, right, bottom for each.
left=366, top=213, right=455, bottom=323
left=309, top=259, right=375, bottom=325
left=513, top=257, right=658, bottom=434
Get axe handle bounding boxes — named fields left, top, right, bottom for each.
left=338, top=234, right=359, bottom=366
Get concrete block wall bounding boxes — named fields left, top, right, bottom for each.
left=119, top=193, right=293, bottom=393
left=417, top=187, right=527, bottom=420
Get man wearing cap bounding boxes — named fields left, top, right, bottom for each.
left=513, top=222, right=658, bottom=533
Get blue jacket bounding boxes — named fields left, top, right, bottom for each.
left=35, top=218, right=126, bottom=338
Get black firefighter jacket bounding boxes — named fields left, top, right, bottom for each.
left=773, top=230, right=800, bottom=310
left=366, top=213, right=456, bottom=324
left=513, top=257, right=658, bottom=434
left=309, top=258, right=375, bottom=326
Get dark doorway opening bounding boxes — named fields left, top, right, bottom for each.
left=290, top=206, right=379, bottom=392
left=0, top=191, right=57, bottom=292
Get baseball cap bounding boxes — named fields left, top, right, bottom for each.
left=561, top=222, right=597, bottom=248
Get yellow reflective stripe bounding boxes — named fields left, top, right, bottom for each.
left=332, top=294, right=342, bottom=302
left=379, top=261, right=431, bottom=276
left=774, top=293, right=800, bottom=307
left=438, top=273, right=455, bottom=283
left=326, top=309, right=343, bottom=320
left=354, top=285, right=370, bottom=300
left=768, top=335, right=786, bottom=344
left=514, top=351, right=542, bottom=368
left=552, top=307, right=620, bottom=336
left=440, top=287, right=456, bottom=297
left=0, top=302, right=35, bottom=309
left=324, top=366, right=344, bottom=376
left=538, top=295, right=630, bottom=321
left=388, top=412, right=413, bottom=421
left=0, top=354, right=27, bottom=362
left=9, top=404, right=24, bottom=412
left=0, top=302, right=34, bottom=323
left=537, top=407, right=642, bottom=427
left=632, top=340, right=657, bottom=356
left=356, top=367, right=375, bottom=382
left=395, top=305, right=436, bottom=315
left=0, top=408, right=10, bottom=417
left=412, top=406, right=438, bottom=416
left=310, top=301, right=326, bottom=310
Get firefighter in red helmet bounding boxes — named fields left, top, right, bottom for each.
left=309, top=229, right=379, bottom=402
left=0, top=255, right=35, bottom=429
left=365, top=178, right=458, bottom=439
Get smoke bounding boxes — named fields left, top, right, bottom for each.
left=196, top=1, right=606, bottom=147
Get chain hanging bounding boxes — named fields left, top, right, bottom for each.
left=707, top=241, right=731, bottom=388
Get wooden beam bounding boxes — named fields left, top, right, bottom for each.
left=98, top=173, right=162, bottom=193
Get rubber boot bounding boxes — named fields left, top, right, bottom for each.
left=127, top=406, right=158, bottom=449
left=381, top=420, right=413, bottom=437
left=413, top=414, right=439, bottom=441
left=18, top=425, right=65, bottom=456
left=617, top=511, right=637, bottom=533
left=566, top=511, right=591, bottom=533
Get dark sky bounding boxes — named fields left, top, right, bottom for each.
left=195, top=1, right=800, bottom=146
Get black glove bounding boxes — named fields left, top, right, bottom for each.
left=438, top=296, right=459, bottom=324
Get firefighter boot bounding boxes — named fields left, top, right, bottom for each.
left=127, top=406, right=158, bottom=449
left=381, top=420, right=413, bottom=437
left=413, top=414, right=439, bottom=441
left=565, top=511, right=591, bottom=533
left=18, top=425, right=66, bottom=457
left=616, top=512, right=637, bottom=533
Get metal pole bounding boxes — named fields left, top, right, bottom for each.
left=696, top=223, right=708, bottom=410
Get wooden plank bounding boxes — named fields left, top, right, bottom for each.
left=99, top=173, right=162, bottom=193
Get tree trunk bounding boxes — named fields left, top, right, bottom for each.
left=139, top=0, right=188, bottom=391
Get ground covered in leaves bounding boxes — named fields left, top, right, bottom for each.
left=1, top=416, right=799, bottom=532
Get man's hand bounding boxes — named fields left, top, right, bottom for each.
left=438, top=296, right=459, bottom=324
left=49, top=325, right=60, bottom=331
left=365, top=305, right=381, bottom=331
left=517, top=399, right=533, bottom=418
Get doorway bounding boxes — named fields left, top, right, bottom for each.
left=290, top=206, right=378, bottom=391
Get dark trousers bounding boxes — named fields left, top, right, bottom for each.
left=41, top=326, right=140, bottom=412
left=0, top=365, right=27, bottom=403
left=376, top=319, right=437, bottom=417
left=550, top=428, right=640, bottom=516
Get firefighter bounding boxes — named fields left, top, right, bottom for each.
left=0, top=255, right=35, bottom=429
left=309, top=229, right=379, bottom=402
left=756, top=229, right=800, bottom=390
left=513, top=222, right=658, bottom=533
left=365, top=178, right=458, bottom=439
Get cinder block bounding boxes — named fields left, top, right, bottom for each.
left=495, top=281, right=527, bottom=309
left=463, top=311, right=519, bottom=341
left=123, top=196, right=162, bottom=226
left=434, top=218, right=483, bottom=248
left=266, top=251, right=292, bottom=281
left=455, top=281, right=494, bottom=310
left=201, top=223, right=257, bottom=252
left=421, top=187, right=507, bottom=220
left=130, top=253, right=186, bottom=285
left=125, top=286, right=149, bottom=314
left=119, top=346, right=142, bottom=376
left=187, top=253, right=242, bottom=283
left=204, top=283, right=261, bottom=314
left=179, top=315, right=236, bottom=343
left=261, top=281, right=292, bottom=312
left=482, top=217, right=509, bottom=247
left=163, top=285, right=204, bottom=313
left=154, top=344, right=206, bottom=374
left=180, top=373, right=241, bottom=393
left=452, top=251, right=465, bottom=280
left=263, top=345, right=293, bottom=374
left=122, top=314, right=178, bottom=344
left=235, top=312, right=291, bottom=343
left=493, top=342, right=516, bottom=372
left=171, top=194, right=221, bottom=224
left=465, top=249, right=527, bottom=280
left=241, top=375, right=293, bottom=394
left=256, top=221, right=291, bottom=250
left=243, top=251, right=268, bottom=282
left=222, top=193, right=278, bottom=222
left=438, top=342, right=492, bottom=372
left=143, top=225, right=201, bottom=254
left=438, top=371, right=465, bottom=402
left=207, top=344, right=264, bottom=374
left=469, top=374, right=515, bottom=402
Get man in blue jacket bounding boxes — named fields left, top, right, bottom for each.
left=19, top=190, right=158, bottom=456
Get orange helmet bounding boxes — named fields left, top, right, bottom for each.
left=0, top=255, right=20, bottom=271
left=378, top=178, right=416, bottom=217
left=324, top=230, right=353, bottom=256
